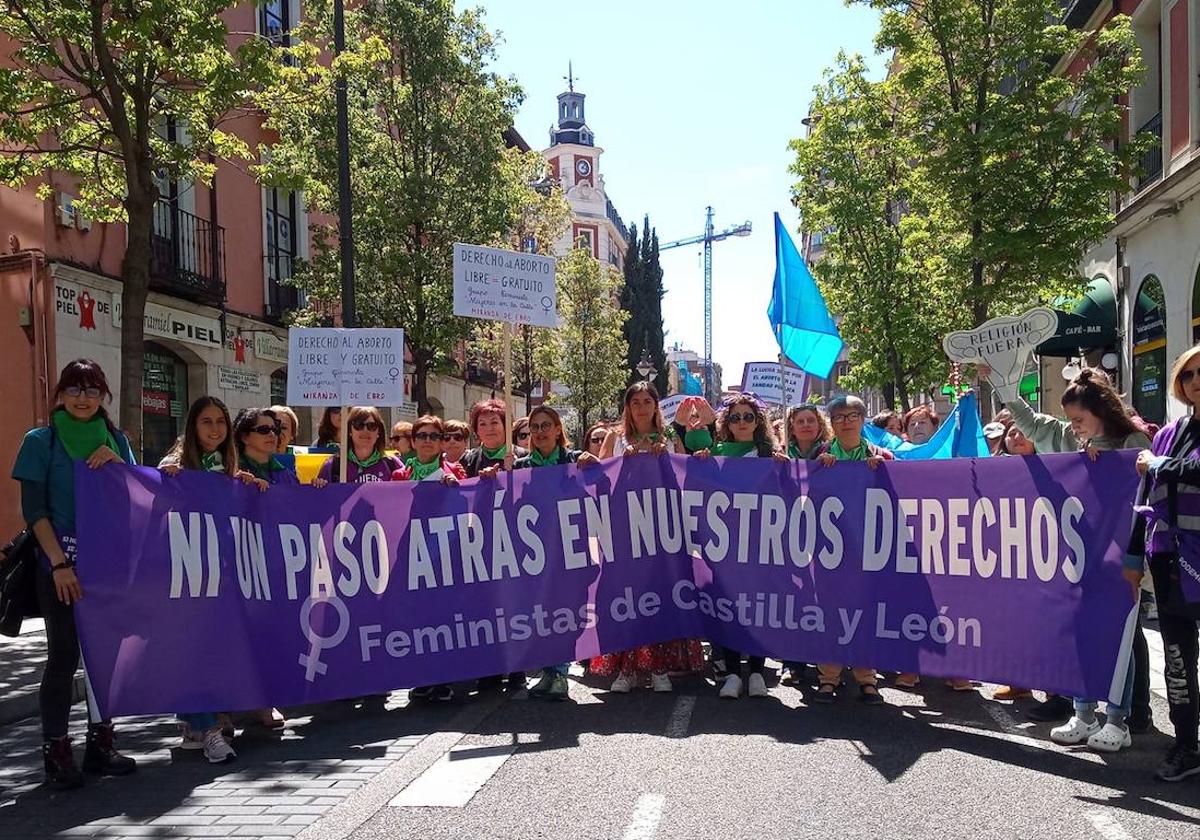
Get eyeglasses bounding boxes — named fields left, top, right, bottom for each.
left=830, top=412, right=864, bottom=423
left=413, top=431, right=442, bottom=442
left=444, top=432, right=468, bottom=442
left=589, top=434, right=607, bottom=444
left=251, top=424, right=280, bottom=436
left=726, top=412, right=757, bottom=425
left=64, top=386, right=102, bottom=399
left=529, top=421, right=555, bottom=433
left=350, top=420, right=381, bottom=432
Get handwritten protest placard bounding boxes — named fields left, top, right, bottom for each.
left=286, top=328, right=405, bottom=406
left=453, top=243, right=558, bottom=327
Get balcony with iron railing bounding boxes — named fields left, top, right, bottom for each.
left=264, top=252, right=300, bottom=320
left=1135, top=111, right=1163, bottom=191
left=150, top=199, right=226, bottom=305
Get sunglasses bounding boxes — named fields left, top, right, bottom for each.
left=444, top=432, right=468, bottom=442
left=350, top=420, right=381, bottom=432
left=413, top=431, right=442, bottom=442
left=529, top=421, right=555, bottom=433
left=64, top=386, right=102, bottom=399
left=251, top=423, right=280, bottom=436
left=389, top=434, right=410, bottom=443
left=726, top=412, right=757, bottom=425
left=589, top=434, right=607, bottom=444
left=830, top=412, right=864, bottom=423
left=1181, top=368, right=1200, bottom=385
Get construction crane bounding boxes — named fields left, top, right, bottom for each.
left=660, top=207, right=752, bottom=402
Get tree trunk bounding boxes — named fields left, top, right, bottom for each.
left=117, top=189, right=155, bottom=454
left=412, top=351, right=431, bottom=416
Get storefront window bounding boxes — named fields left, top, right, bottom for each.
left=1132, top=275, right=1167, bottom=425
left=270, top=367, right=287, bottom=405
left=142, top=342, right=189, bottom=466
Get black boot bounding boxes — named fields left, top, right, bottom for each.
left=42, top=736, right=84, bottom=790
left=82, top=722, right=137, bottom=776
left=1026, top=694, right=1073, bottom=722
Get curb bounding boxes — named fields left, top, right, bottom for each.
left=0, top=674, right=85, bottom=727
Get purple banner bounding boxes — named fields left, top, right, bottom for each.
left=75, top=452, right=1140, bottom=717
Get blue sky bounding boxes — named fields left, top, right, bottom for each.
left=471, top=0, right=884, bottom=388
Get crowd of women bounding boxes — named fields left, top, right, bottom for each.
left=10, top=351, right=1200, bottom=791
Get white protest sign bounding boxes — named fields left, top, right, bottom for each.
left=453, top=243, right=558, bottom=327
left=286, top=328, right=405, bottom=406
left=659, top=393, right=687, bottom=425
left=942, top=307, right=1058, bottom=402
left=740, top=362, right=808, bottom=406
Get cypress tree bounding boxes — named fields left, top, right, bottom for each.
left=621, top=215, right=668, bottom=395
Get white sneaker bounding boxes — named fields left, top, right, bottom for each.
left=650, top=673, right=673, bottom=693
left=1087, top=721, right=1132, bottom=753
left=610, top=673, right=634, bottom=693
left=747, top=673, right=768, bottom=697
left=719, top=674, right=743, bottom=699
left=202, top=728, right=236, bottom=764
left=178, top=722, right=204, bottom=751
left=1050, top=715, right=1102, bottom=745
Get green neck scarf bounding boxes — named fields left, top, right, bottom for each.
left=200, top=450, right=224, bottom=472
left=684, top=429, right=714, bottom=452
left=348, top=449, right=382, bottom=469
left=529, top=446, right=561, bottom=467
left=714, top=440, right=757, bottom=457
left=627, top=428, right=659, bottom=443
left=408, top=457, right=442, bottom=481
left=829, top=438, right=869, bottom=461
left=241, top=454, right=280, bottom=480
left=52, top=411, right=117, bottom=461
left=481, top=443, right=508, bottom=461
left=788, top=440, right=822, bottom=460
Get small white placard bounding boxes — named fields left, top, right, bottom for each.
left=453, top=243, right=557, bottom=326
left=286, top=327, right=405, bottom=406
left=740, top=362, right=808, bottom=406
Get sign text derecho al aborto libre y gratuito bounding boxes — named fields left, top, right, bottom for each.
left=452, top=243, right=558, bottom=327
left=286, top=327, right=405, bottom=406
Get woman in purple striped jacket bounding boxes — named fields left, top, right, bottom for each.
left=1129, top=346, right=1200, bottom=783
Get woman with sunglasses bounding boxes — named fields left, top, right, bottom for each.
left=235, top=408, right=298, bottom=490
left=158, top=397, right=242, bottom=763
left=312, top=407, right=342, bottom=449
left=692, top=393, right=787, bottom=699
left=270, top=405, right=300, bottom=454
left=12, top=359, right=138, bottom=789
left=512, top=416, right=531, bottom=451
left=392, top=415, right=466, bottom=485
left=513, top=406, right=602, bottom=700
left=461, top=399, right=528, bottom=480
left=1128, top=346, right=1200, bottom=781
left=584, top=423, right=609, bottom=458
left=442, top=419, right=470, bottom=466
left=388, top=421, right=414, bottom=464
left=591, top=384, right=703, bottom=693
left=312, top=407, right=402, bottom=486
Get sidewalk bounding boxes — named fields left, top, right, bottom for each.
left=0, top=620, right=85, bottom=727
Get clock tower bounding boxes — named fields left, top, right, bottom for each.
left=543, top=64, right=626, bottom=270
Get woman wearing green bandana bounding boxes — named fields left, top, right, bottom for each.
left=693, top=394, right=788, bottom=699
left=12, top=359, right=138, bottom=789
left=233, top=408, right=298, bottom=489
left=461, top=399, right=529, bottom=479
left=312, top=406, right=402, bottom=486
left=392, top=415, right=466, bottom=485
left=513, top=405, right=602, bottom=701
left=599, top=382, right=682, bottom=459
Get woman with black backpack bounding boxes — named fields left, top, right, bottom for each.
left=10, top=359, right=138, bottom=790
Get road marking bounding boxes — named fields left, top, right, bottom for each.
left=622, top=793, right=666, bottom=840
left=664, top=696, right=696, bottom=738
left=1085, top=810, right=1134, bottom=840
left=388, top=743, right=515, bottom=807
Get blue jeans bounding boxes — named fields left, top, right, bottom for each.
left=1074, top=646, right=1136, bottom=722
left=178, top=712, right=219, bottom=731
left=542, top=663, right=569, bottom=677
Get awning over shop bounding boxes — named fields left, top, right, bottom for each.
left=1036, top=278, right=1118, bottom=357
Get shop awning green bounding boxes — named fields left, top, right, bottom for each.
left=1036, top=278, right=1118, bottom=357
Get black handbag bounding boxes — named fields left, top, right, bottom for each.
left=0, top=527, right=40, bottom=637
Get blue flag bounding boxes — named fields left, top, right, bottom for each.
left=677, top=361, right=704, bottom=396
left=861, top=393, right=990, bottom=460
left=767, top=213, right=843, bottom=378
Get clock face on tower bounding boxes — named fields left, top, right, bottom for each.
left=575, top=158, right=592, bottom=178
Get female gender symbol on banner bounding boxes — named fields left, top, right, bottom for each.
left=943, top=307, right=1058, bottom=402
left=298, top=595, right=351, bottom=682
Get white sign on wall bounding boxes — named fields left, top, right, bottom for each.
left=740, top=362, right=808, bottom=406
left=217, top=365, right=263, bottom=393
left=286, top=327, right=405, bottom=406
left=943, top=307, right=1058, bottom=402
left=254, top=331, right=289, bottom=363
left=112, top=296, right=223, bottom=349
left=453, top=243, right=558, bottom=327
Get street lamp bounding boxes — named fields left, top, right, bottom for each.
left=637, top=351, right=656, bottom=383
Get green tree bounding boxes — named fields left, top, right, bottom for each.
left=0, top=2, right=273, bottom=449
left=538, top=249, right=629, bottom=434
left=791, top=56, right=956, bottom=411
left=620, top=216, right=668, bottom=395
left=261, top=0, right=524, bottom=413
left=864, top=0, right=1146, bottom=326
